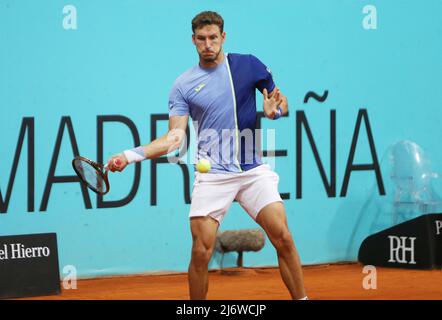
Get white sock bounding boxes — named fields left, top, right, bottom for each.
left=298, top=296, right=308, bottom=300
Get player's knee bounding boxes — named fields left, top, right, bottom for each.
left=191, top=242, right=213, bottom=266
left=273, top=231, right=295, bottom=255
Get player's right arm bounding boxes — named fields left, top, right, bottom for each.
left=107, top=115, right=188, bottom=172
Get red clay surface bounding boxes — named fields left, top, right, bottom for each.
left=22, top=263, right=442, bottom=300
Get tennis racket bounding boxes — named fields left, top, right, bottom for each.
left=72, top=156, right=121, bottom=195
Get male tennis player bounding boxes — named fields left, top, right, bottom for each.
left=107, top=11, right=307, bottom=300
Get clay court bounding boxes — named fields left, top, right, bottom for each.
left=23, top=263, right=442, bottom=300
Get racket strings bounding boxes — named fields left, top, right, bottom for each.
left=73, top=160, right=107, bottom=193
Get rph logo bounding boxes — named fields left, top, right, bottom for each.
left=388, top=236, right=416, bottom=265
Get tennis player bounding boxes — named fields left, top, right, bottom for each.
left=107, top=11, right=307, bottom=300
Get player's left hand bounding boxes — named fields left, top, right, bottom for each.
left=263, top=88, right=282, bottom=119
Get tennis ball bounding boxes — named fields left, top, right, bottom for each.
left=196, top=159, right=211, bottom=173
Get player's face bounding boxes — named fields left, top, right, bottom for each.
left=192, top=24, right=225, bottom=63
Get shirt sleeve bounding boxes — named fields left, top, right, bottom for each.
left=250, top=55, right=276, bottom=94
left=168, top=81, right=189, bottom=117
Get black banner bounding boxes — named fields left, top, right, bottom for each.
left=358, top=213, right=442, bottom=269
left=0, top=233, right=60, bottom=299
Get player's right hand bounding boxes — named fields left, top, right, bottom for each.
left=107, top=153, right=128, bottom=172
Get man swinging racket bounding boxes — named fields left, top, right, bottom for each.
left=107, top=11, right=307, bottom=300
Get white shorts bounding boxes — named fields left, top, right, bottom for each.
left=189, top=164, right=283, bottom=224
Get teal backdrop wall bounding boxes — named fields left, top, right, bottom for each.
left=2, top=0, right=442, bottom=278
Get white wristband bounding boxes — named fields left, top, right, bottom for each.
left=123, top=146, right=146, bottom=164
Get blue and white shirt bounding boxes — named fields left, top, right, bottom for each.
left=168, top=53, right=275, bottom=173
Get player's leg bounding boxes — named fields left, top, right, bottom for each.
left=187, top=172, right=240, bottom=299
left=235, top=164, right=307, bottom=299
left=255, top=202, right=307, bottom=300
left=188, top=216, right=219, bottom=300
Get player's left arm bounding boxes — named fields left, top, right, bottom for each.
left=250, top=55, right=288, bottom=120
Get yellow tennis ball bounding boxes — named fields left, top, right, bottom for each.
left=196, top=159, right=211, bottom=173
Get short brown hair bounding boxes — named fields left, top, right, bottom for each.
left=191, top=11, right=224, bottom=33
